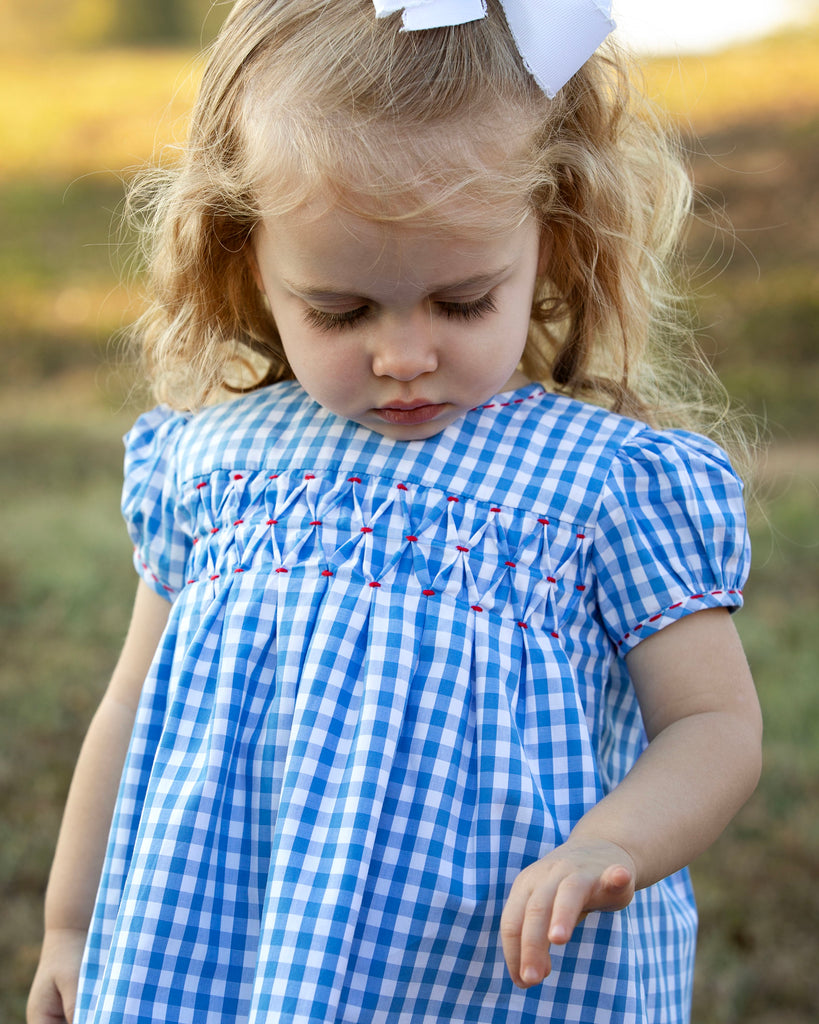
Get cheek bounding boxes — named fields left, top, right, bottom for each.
left=469, top=305, right=531, bottom=370
left=281, top=332, right=364, bottom=403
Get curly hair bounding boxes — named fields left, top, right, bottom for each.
left=128, top=0, right=735, bottom=441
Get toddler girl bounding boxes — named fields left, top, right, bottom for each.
left=28, top=2, right=762, bottom=1022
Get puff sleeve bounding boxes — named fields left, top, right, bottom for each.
left=592, top=427, right=750, bottom=654
left=121, top=407, right=192, bottom=600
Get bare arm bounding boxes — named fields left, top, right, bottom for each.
left=501, top=608, right=763, bottom=988
left=27, top=581, right=170, bottom=1024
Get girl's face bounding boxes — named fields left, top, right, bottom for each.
left=251, top=200, right=543, bottom=440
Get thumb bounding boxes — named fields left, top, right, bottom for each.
left=593, top=864, right=635, bottom=913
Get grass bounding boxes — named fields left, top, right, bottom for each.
left=2, top=29, right=818, bottom=1024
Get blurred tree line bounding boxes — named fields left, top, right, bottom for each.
left=0, top=0, right=230, bottom=51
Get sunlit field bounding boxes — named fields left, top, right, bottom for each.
left=1, top=23, right=818, bottom=1024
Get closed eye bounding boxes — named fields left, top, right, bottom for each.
left=438, top=293, right=498, bottom=321
left=302, top=291, right=498, bottom=332
left=303, top=306, right=370, bottom=332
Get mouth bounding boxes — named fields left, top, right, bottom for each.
left=373, top=401, right=449, bottom=426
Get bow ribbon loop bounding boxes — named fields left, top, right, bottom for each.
left=373, top=0, right=615, bottom=98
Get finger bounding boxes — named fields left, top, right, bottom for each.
left=593, top=863, right=634, bottom=912
left=549, top=864, right=634, bottom=944
left=502, top=876, right=556, bottom=988
left=546, top=874, right=593, bottom=946
left=517, top=888, right=557, bottom=986
left=499, top=881, right=529, bottom=987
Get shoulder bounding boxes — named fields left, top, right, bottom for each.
left=508, top=391, right=745, bottom=529
left=127, top=382, right=319, bottom=480
left=529, top=393, right=743, bottom=498
left=601, top=421, right=745, bottom=515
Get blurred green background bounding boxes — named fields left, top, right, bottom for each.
left=1, top=2, right=817, bottom=1022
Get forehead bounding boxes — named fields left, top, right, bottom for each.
left=253, top=199, right=540, bottom=300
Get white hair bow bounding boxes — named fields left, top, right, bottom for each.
left=372, top=0, right=615, bottom=98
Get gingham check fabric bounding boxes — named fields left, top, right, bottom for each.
left=75, top=381, right=748, bottom=1024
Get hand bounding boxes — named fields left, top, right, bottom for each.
left=27, top=928, right=87, bottom=1024
left=500, top=839, right=635, bottom=988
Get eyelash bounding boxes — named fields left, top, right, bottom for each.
left=303, top=293, right=498, bottom=333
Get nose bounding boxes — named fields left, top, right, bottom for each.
left=370, top=310, right=438, bottom=381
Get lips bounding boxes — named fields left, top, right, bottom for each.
left=373, top=401, right=448, bottom=426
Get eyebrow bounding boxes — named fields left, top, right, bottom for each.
left=283, top=266, right=514, bottom=301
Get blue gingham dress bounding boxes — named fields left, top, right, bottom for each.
left=76, top=381, right=749, bottom=1024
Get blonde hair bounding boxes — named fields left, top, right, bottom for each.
left=130, top=0, right=734, bottom=440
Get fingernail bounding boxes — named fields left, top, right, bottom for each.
left=522, top=966, right=540, bottom=986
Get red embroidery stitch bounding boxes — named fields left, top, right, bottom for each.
left=447, top=496, right=459, bottom=502
left=209, top=574, right=220, bottom=581
left=547, top=576, right=556, bottom=583
left=620, top=590, right=740, bottom=647
left=321, top=570, right=334, bottom=577
left=234, top=520, right=244, bottom=526
left=361, top=527, right=373, bottom=534
left=576, top=585, right=586, bottom=592
left=505, top=561, right=516, bottom=568
left=187, top=579, right=196, bottom=585
left=233, top=474, right=243, bottom=480
left=234, top=568, right=245, bottom=574
left=406, top=535, right=418, bottom=542
left=538, top=518, right=549, bottom=525
left=576, top=533, right=586, bottom=539
left=471, top=605, right=484, bottom=612
left=551, top=631, right=559, bottom=639
left=210, top=528, right=220, bottom=534
left=196, top=482, right=208, bottom=489
left=491, top=507, right=502, bottom=512
left=269, top=474, right=279, bottom=479
left=369, top=581, right=381, bottom=588
left=397, top=484, right=408, bottom=491
left=456, top=546, right=469, bottom=552
left=518, top=621, right=528, bottom=629
left=348, top=477, right=362, bottom=483
left=275, top=567, right=288, bottom=574
left=310, top=521, right=322, bottom=526
left=422, top=589, right=435, bottom=596
left=305, top=474, right=315, bottom=479
left=266, top=519, right=278, bottom=525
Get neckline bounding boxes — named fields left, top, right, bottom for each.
left=469, top=381, right=548, bottom=413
